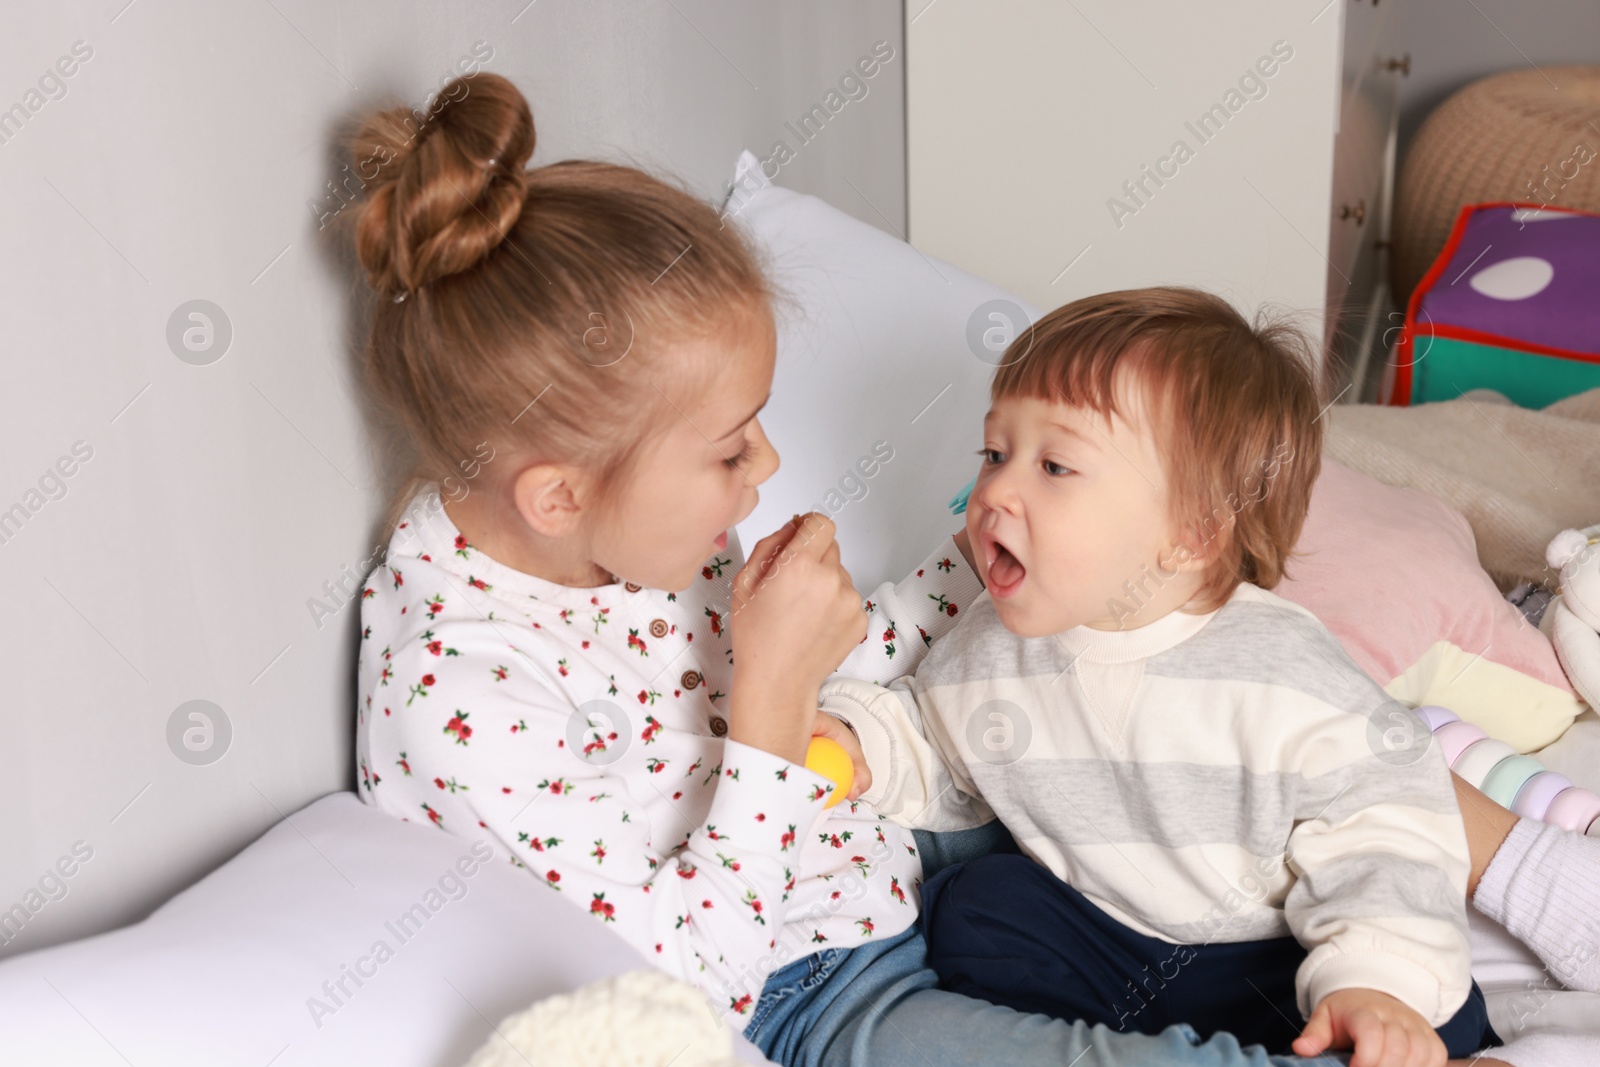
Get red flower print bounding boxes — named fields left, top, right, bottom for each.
left=467, top=575, right=489, bottom=591
left=548, top=870, right=561, bottom=885
left=780, top=824, right=796, bottom=851
left=730, top=994, right=753, bottom=1015
left=426, top=594, right=445, bottom=616
left=891, top=876, right=907, bottom=904
left=743, top=889, right=766, bottom=924
left=443, top=711, right=472, bottom=745
left=641, top=716, right=662, bottom=744
left=421, top=802, right=442, bottom=827
left=421, top=630, right=458, bottom=657
left=590, top=893, right=615, bottom=921
left=702, top=899, right=714, bottom=909
left=704, top=607, right=723, bottom=636
left=406, top=674, right=436, bottom=707
left=626, top=629, right=648, bottom=655
left=928, top=592, right=957, bottom=617
left=557, top=658, right=569, bottom=677
left=937, top=557, right=954, bottom=572
left=492, top=665, right=508, bottom=681
left=857, top=918, right=875, bottom=936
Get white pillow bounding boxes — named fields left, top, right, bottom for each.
left=726, top=150, right=1041, bottom=590
left=0, top=792, right=768, bottom=1066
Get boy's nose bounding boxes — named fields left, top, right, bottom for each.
left=972, top=467, right=1020, bottom=516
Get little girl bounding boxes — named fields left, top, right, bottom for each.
left=342, top=72, right=1412, bottom=1067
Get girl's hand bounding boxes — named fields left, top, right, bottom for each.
left=727, top=513, right=868, bottom=765
left=812, top=713, right=872, bottom=800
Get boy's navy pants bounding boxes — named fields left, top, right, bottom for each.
left=919, top=852, right=1499, bottom=1057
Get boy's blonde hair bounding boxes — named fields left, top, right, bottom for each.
left=344, top=73, right=778, bottom=532
left=991, top=287, right=1324, bottom=611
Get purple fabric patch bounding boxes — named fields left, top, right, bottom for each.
left=1419, top=205, right=1600, bottom=355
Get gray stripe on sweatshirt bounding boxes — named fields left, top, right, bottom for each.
left=967, top=758, right=1462, bottom=856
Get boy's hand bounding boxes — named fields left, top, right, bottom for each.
left=1293, top=988, right=1445, bottom=1067
left=812, top=713, right=872, bottom=800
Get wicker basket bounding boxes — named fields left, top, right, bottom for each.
left=1391, top=65, right=1600, bottom=304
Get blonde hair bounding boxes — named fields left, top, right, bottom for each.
left=990, top=287, right=1324, bottom=611
left=346, top=72, right=778, bottom=533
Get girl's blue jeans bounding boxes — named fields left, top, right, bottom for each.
left=742, top=819, right=1337, bottom=1067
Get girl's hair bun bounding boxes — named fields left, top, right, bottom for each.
left=351, top=72, right=535, bottom=296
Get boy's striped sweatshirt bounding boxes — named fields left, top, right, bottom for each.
left=819, top=581, right=1474, bottom=1025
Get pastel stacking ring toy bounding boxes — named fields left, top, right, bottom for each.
left=1453, top=739, right=1520, bottom=791
left=1420, top=704, right=1600, bottom=834
left=1480, top=755, right=1548, bottom=809
left=1545, top=787, right=1600, bottom=834
left=1413, top=705, right=1460, bottom=732
left=1434, top=721, right=1489, bottom=766
left=1512, top=771, right=1574, bottom=821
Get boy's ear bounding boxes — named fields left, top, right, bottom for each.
left=511, top=462, right=590, bottom=538
left=1162, top=510, right=1233, bottom=573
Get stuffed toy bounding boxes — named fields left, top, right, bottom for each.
left=459, top=968, right=740, bottom=1067
left=1544, top=522, right=1600, bottom=712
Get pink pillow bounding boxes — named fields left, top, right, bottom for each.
left=1273, top=459, right=1580, bottom=752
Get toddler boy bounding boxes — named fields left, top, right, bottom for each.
left=818, top=288, right=1494, bottom=1066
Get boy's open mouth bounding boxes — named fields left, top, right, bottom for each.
left=984, top=534, right=1026, bottom=598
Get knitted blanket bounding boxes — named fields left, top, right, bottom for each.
left=1327, top=388, right=1600, bottom=591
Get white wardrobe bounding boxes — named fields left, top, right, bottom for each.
left=906, top=0, right=1406, bottom=398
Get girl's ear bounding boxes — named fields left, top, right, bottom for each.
left=511, top=463, right=589, bottom=538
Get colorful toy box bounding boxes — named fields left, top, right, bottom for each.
left=1387, top=202, right=1600, bottom=407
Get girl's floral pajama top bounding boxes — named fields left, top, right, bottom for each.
left=354, top=485, right=984, bottom=1019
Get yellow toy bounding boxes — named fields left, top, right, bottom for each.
left=805, top=736, right=855, bottom=809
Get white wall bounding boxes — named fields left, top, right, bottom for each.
left=0, top=0, right=903, bottom=958
left=905, top=0, right=1343, bottom=339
